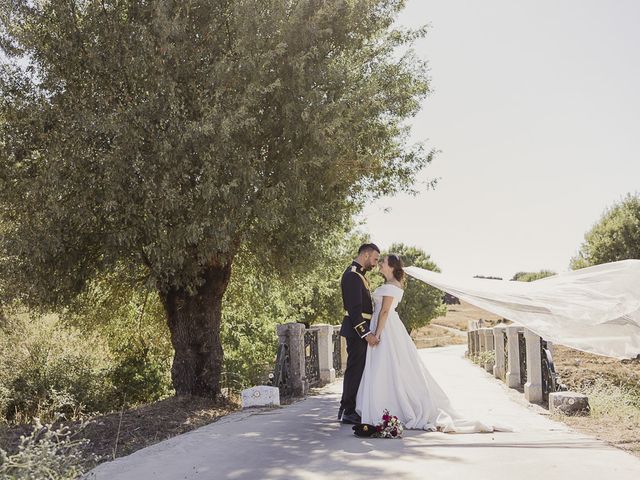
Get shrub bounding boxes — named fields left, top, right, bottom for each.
left=0, top=314, right=114, bottom=423
left=0, top=418, right=100, bottom=480
left=578, top=378, right=640, bottom=422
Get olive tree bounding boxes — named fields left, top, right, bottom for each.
left=0, top=0, right=433, bottom=396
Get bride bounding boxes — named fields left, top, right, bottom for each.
left=355, top=254, right=509, bottom=433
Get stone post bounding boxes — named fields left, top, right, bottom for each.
left=505, top=325, right=522, bottom=388
left=315, top=324, right=336, bottom=384
left=480, top=328, right=495, bottom=373
left=524, top=328, right=543, bottom=403
left=276, top=322, right=308, bottom=397
left=493, top=324, right=507, bottom=379
left=340, top=336, right=348, bottom=373
left=467, top=321, right=477, bottom=357
left=478, top=327, right=487, bottom=353
left=472, top=329, right=479, bottom=357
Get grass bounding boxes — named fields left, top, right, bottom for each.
left=551, top=345, right=640, bottom=457
left=553, top=380, right=640, bottom=457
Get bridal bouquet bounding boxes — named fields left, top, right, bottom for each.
left=353, top=409, right=404, bottom=439
left=375, top=409, right=404, bottom=439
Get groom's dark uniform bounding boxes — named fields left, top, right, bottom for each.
left=340, top=261, right=374, bottom=418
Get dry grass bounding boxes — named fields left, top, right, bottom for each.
left=553, top=345, right=640, bottom=396
left=411, top=301, right=503, bottom=349
left=551, top=345, right=640, bottom=457
left=411, top=324, right=466, bottom=349
left=553, top=380, right=640, bottom=457
left=1, top=395, right=239, bottom=465
left=431, top=301, right=504, bottom=331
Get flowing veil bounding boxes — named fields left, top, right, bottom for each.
left=405, top=259, right=640, bottom=359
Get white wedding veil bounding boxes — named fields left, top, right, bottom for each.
left=405, top=259, right=640, bottom=359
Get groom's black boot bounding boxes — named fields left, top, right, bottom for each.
left=341, top=412, right=362, bottom=425
left=338, top=407, right=344, bottom=421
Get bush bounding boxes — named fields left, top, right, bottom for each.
left=0, top=313, right=114, bottom=423
left=108, top=341, right=172, bottom=406
left=65, top=278, right=174, bottom=407
left=0, top=418, right=100, bottom=479
left=559, top=378, right=640, bottom=426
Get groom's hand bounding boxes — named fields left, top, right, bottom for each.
left=366, top=334, right=379, bottom=347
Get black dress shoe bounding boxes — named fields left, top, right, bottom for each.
left=338, top=407, right=344, bottom=421
left=341, top=412, right=362, bottom=425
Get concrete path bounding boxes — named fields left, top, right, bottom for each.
left=86, top=346, right=640, bottom=480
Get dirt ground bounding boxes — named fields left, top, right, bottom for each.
left=1, top=395, right=238, bottom=466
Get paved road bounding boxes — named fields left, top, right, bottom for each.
left=86, top=345, right=640, bottom=480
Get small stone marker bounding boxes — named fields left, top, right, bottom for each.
left=549, top=391, right=590, bottom=415
left=241, top=385, right=280, bottom=408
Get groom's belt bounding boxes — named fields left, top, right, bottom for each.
left=344, top=311, right=372, bottom=320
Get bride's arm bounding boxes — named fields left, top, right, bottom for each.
left=374, top=296, right=394, bottom=339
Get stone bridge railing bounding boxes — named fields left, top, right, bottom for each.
left=272, top=323, right=346, bottom=399
left=268, top=320, right=586, bottom=414
left=466, top=321, right=587, bottom=413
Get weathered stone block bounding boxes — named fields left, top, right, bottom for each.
left=549, top=391, right=590, bottom=415
left=241, top=386, right=280, bottom=408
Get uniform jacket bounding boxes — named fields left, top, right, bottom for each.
left=340, top=261, right=374, bottom=339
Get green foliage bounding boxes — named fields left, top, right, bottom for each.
left=65, top=274, right=174, bottom=405
left=386, top=243, right=446, bottom=333
left=510, top=270, right=556, bottom=282
left=0, top=313, right=114, bottom=423
left=0, top=0, right=433, bottom=307
left=221, top=228, right=368, bottom=389
left=571, top=194, right=640, bottom=269
left=107, top=343, right=172, bottom=406
left=0, top=225, right=366, bottom=419
left=0, top=418, right=100, bottom=479
left=0, top=0, right=434, bottom=395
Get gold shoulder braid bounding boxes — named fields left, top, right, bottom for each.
left=350, top=266, right=371, bottom=290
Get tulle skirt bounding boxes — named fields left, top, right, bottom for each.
left=355, top=312, right=509, bottom=433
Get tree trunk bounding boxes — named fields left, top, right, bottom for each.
left=160, top=262, right=232, bottom=398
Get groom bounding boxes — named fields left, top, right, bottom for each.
left=339, top=243, right=381, bottom=424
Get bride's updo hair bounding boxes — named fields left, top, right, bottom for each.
left=386, top=254, right=405, bottom=282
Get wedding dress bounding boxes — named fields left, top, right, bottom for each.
left=355, top=283, right=509, bottom=433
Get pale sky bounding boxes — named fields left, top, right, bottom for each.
left=361, top=0, right=640, bottom=279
